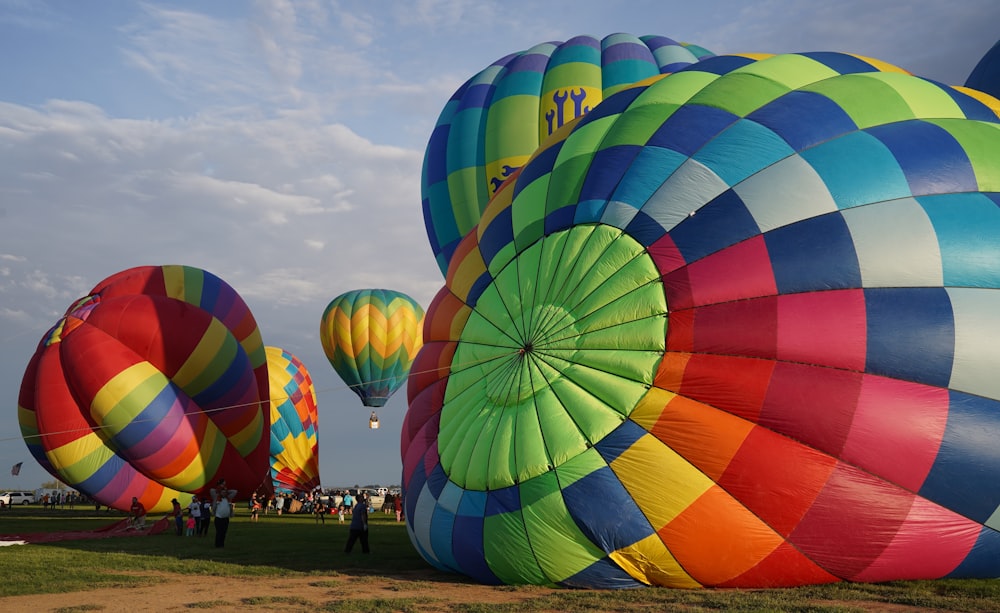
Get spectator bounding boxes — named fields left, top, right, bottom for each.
left=129, top=497, right=147, bottom=530
left=171, top=498, right=183, bottom=536
left=344, top=492, right=370, bottom=554
left=188, top=496, right=202, bottom=537
left=211, top=479, right=237, bottom=548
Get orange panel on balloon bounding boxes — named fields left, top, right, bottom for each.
left=660, top=484, right=785, bottom=586
left=652, top=351, right=691, bottom=391
left=647, top=394, right=753, bottom=482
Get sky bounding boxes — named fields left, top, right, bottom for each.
left=1, top=0, right=997, bottom=492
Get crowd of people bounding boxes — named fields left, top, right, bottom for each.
left=122, top=483, right=406, bottom=553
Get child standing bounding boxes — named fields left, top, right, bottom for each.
left=185, top=511, right=196, bottom=536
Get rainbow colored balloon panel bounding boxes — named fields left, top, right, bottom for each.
left=403, top=52, right=1000, bottom=588
left=18, top=265, right=271, bottom=512
left=266, top=346, right=320, bottom=493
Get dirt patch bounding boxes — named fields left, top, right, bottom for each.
left=0, top=568, right=553, bottom=612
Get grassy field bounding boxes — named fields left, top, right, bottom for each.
left=1, top=505, right=999, bottom=611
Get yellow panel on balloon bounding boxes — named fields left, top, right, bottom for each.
left=609, top=431, right=712, bottom=530
left=610, top=532, right=701, bottom=588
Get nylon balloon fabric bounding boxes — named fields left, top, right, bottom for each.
left=320, top=289, right=425, bottom=409
left=421, top=33, right=714, bottom=277
left=402, top=52, right=1000, bottom=588
left=18, top=265, right=272, bottom=513
left=266, top=346, right=320, bottom=493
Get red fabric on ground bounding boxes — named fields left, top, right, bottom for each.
left=0, top=516, right=170, bottom=544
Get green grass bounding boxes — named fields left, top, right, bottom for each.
left=1, top=506, right=999, bottom=611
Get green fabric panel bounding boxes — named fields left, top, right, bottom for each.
left=484, top=504, right=550, bottom=584
left=866, top=72, right=965, bottom=119
left=465, top=404, right=506, bottom=491
left=733, top=53, right=840, bottom=89
left=545, top=151, right=595, bottom=214
left=547, top=369, right=627, bottom=448
left=689, top=72, right=791, bottom=117
left=599, top=104, right=685, bottom=148
left=485, top=404, right=519, bottom=489
left=555, top=114, right=619, bottom=165
left=542, top=61, right=602, bottom=91
left=511, top=187, right=548, bottom=279
left=559, top=314, right=667, bottom=355
left=443, top=399, right=495, bottom=489
left=526, top=368, right=590, bottom=469
left=513, top=387, right=553, bottom=486
left=181, top=265, right=204, bottom=306
left=486, top=240, right=519, bottom=278
left=559, top=360, right=652, bottom=416
left=531, top=229, right=572, bottom=313
left=544, top=226, right=622, bottom=307
left=555, top=446, right=610, bottom=488
left=486, top=95, right=542, bottom=161
left=520, top=470, right=606, bottom=583
left=929, top=119, right=1000, bottom=191
left=562, top=235, right=655, bottom=313
left=636, top=70, right=720, bottom=108
left=446, top=165, right=487, bottom=238
left=803, top=74, right=915, bottom=129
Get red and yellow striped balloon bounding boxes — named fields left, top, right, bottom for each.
left=18, top=265, right=271, bottom=513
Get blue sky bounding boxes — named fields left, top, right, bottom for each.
left=1, top=0, right=997, bottom=491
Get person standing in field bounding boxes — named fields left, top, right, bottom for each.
left=171, top=498, right=183, bottom=536
left=344, top=492, right=370, bottom=554
left=188, top=496, right=202, bottom=536
left=250, top=493, right=261, bottom=523
left=211, top=479, right=237, bottom=548
left=199, top=496, right=212, bottom=536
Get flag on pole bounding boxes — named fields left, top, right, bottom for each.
left=10, top=462, right=22, bottom=476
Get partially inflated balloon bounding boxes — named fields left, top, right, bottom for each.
left=18, top=265, right=271, bottom=513
left=320, top=289, right=424, bottom=409
left=266, top=346, right=320, bottom=493
left=965, top=39, right=1000, bottom=100
left=403, top=52, right=1000, bottom=588
left=422, top=33, right=714, bottom=276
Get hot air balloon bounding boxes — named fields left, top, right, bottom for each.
left=403, top=52, right=1000, bottom=588
left=422, top=33, right=714, bottom=277
left=320, top=289, right=424, bottom=423
left=265, top=346, right=320, bottom=493
left=18, top=265, right=272, bottom=513
left=965, top=39, right=1000, bottom=100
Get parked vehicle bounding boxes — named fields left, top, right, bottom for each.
left=0, top=491, right=34, bottom=506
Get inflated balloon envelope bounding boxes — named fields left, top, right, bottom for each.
left=18, top=265, right=273, bottom=513
left=265, top=346, right=321, bottom=493
left=403, top=52, right=1000, bottom=588
left=421, top=33, right=715, bottom=278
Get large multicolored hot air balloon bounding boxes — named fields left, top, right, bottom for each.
left=266, top=346, right=320, bottom=493
left=320, top=289, right=424, bottom=410
left=422, top=33, right=714, bottom=277
left=403, top=52, right=1000, bottom=588
left=18, top=265, right=272, bottom=513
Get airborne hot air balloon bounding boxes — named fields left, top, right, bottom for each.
left=320, top=289, right=424, bottom=420
left=265, top=346, right=320, bottom=493
left=403, top=52, right=1000, bottom=588
left=18, top=265, right=272, bottom=513
left=422, top=33, right=714, bottom=277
